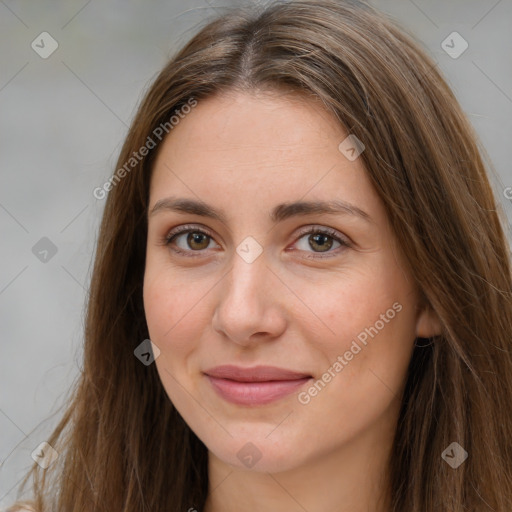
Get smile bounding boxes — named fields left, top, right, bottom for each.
left=204, top=365, right=313, bottom=406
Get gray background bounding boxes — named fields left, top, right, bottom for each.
left=1, top=0, right=511, bottom=506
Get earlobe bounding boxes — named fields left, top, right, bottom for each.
left=415, top=303, right=443, bottom=338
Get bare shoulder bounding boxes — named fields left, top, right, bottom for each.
left=3, top=503, right=38, bottom=512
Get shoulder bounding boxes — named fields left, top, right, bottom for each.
left=3, top=503, right=38, bottom=512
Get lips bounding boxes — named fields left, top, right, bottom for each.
left=204, top=365, right=313, bottom=405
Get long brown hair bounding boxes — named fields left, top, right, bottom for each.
left=8, top=1, right=512, bottom=510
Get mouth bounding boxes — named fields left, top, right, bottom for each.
left=204, top=365, right=313, bottom=406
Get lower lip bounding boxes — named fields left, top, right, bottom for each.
left=206, top=375, right=312, bottom=405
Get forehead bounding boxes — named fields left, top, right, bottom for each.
left=149, top=89, right=380, bottom=220
left=157, top=89, right=340, bottom=157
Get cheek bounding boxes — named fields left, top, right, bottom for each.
left=315, top=266, right=416, bottom=380
left=143, top=272, right=207, bottom=409
left=318, top=269, right=399, bottom=337
left=143, top=271, right=224, bottom=439
left=296, top=280, right=416, bottom=439
left=143, top=269, right=206, bottom=357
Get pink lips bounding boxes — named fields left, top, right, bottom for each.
left=204, top=365, right=312, bottom=406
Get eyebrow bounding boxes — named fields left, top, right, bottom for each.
left=149, top=196, right=371, bottom=224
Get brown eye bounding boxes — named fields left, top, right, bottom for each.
left=164, top=226, right=218, bottom=257
left=163, top=224, right=349, bottom=259
left=293, top=227, right=349, bottom=258
left=307, top=232, right=334, bottom=252
left=185, top=232, right=210, bottom=250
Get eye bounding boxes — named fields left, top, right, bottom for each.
left=292, top=226, right=350, bottom=258
left=162, top=224, right=350, bottom=259
left=163, top=224, right=219, bottom=257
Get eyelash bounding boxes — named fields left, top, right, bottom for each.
left=161, top=224, right=351, bottom=259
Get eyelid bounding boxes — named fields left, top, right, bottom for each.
left=161, top=223, right=351, bottom=257
left=160, top=224, right=218, bottom=257
left=294, top=225, right=351, bottom=245
left=164, top=223, right=217, bottom=245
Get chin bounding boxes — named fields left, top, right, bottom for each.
left=206, top=431, right=310, bottom=474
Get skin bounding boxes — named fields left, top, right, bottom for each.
left=143, top=89, right=441, bottom=512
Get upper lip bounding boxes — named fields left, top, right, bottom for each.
left=204, top=365, right=312, bottom=382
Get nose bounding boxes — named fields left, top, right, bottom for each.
left=211, top=247, right=287, bottom=347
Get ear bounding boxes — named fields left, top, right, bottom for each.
left=415, top=302, right=443, bottom=338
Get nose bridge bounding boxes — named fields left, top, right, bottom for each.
left=224, top=244, right=269, bottom=314
left=223, top=230, right=268, bottom=296
left=213, top=241, right=285, bottom=343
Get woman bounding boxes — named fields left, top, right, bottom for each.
left=7, top=0, right=512, bottom=510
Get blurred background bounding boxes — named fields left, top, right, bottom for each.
left=1, top=0, right=511, bottom=505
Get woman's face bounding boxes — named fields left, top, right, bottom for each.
left=143, top=89, right=439, bottom=473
